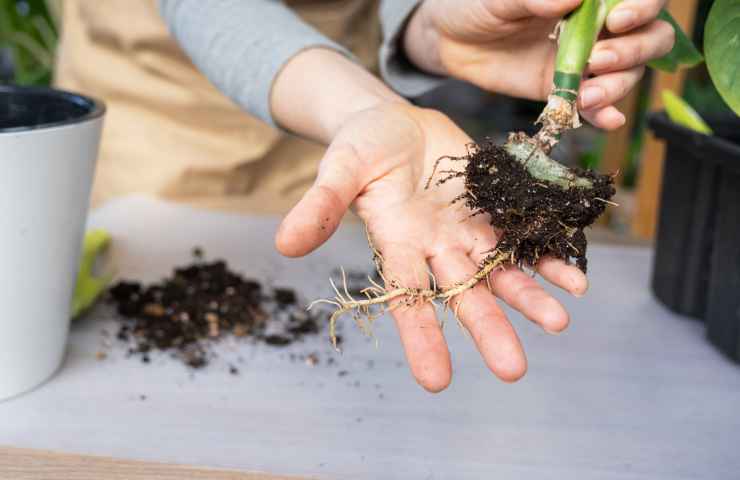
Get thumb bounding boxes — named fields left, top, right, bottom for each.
left=487, top=0, right=581, bottom=19
left=275, top=144, right=363, bottom=257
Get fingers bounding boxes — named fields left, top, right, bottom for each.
left=589, top=21, right=675, bottom=75
left=583, top=1, right=673, bottom=131
left=486, top=0, right=582, bottom=20
left=578, top=66, right=644, bottom=129
left=487, top=267, right=571, bottom=335
left=382, top=245, right=452, bottom=393
left=579, top=66, right=645, bottom=112
left=429, top=249, right=527, bottom=383
left=606, top=0, right=666, bottom=34
left=536, top=257, right=588, bottom=297
left=468, top=244, right=571, bottom=335
left=580, top=104, right=626, bottom=130
left=275, top=144, right=362, bottom=257
left=520, top=0, right=582, bottom=18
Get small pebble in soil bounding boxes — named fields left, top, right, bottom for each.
left=305, top=353, right=319, bottom=367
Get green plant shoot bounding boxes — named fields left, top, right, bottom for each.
left=662, top=90, right=713, bottom=134
left=72, top=229, right=113, bottom=319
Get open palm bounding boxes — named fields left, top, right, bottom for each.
left=275, top=103, right=586, bottom=392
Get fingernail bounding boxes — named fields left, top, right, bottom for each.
left=609, top=8, right=636, bottom=31
left=544, top=328, right=562, bottom=336
left=580, top=87, right=605, bottom=109
left=589, top=49, right=618, bottom=70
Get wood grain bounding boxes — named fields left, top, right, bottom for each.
left=601, top=92, right=640, bottom=178
left=632, top=0, right=700, bottom=239
left=0, top=447, right=307, bottom=480
left=597, top=90, right=640, bottom=226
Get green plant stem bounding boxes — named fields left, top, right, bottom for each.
left=553, top=0, right=622, bottom=100
left=505, top=136, right=593, bottom=189
left=534, top=0, right=622, bottom=152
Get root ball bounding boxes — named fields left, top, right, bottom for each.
left=460, top=140, right=616, bottom=272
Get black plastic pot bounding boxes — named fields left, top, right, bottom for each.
left=648, top=112, right=740, bottom=361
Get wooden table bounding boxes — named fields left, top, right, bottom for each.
left=1, top=196, right=738, bottom=479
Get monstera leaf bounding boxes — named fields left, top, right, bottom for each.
left=705, top=0, right=740, bottom=115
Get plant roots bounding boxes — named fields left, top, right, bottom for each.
left=310, top=249, right=513, bottom=351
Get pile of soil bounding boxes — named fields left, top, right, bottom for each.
left=108, top=251, right=326, bottom=368
left=457, top=140, right=615, bottom=272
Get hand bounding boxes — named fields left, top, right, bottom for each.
left=275, top=103, right=587, bottom=392
left=404, top=0, right=675, bottom=129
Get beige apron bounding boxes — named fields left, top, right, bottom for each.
left=54, top=0, right=381, bottom=213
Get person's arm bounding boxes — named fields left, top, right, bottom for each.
left=160, top=4, right=587, bottom=393
left=378, top=0, right=446, bottom=98
left=271, top=49, right=406, bottom=143
left=158, top=0, right=354, bottom=126
left=272, top=48, right=585, bottom=392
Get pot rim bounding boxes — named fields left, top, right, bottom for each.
left=648, top=111, right=740, bottom=174
left=0, top=85, right=106, bottom=134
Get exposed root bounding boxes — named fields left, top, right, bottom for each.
left=309, top=249, right=513, bottom=350
left=534, top=95, right=581, bottom=153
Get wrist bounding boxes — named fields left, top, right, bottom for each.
left=403, top=2, right=446, bottom=76
left=271, top=48, right=407, bottom=143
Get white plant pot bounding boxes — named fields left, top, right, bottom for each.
left=0, top=86, right=104, bottom=401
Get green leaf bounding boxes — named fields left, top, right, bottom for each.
left=662, top=90, right=713, bottom=135
left=648, top=10, right=704, bottom=72
left=705, top=0, right=740, bottom=116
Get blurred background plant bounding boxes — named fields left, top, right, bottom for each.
left=0, top=0, right=58, bottom=86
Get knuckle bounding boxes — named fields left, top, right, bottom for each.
left=630, top=39, right=646, bottom=64
left=512, top=282, right=539, bottom=307
left=619, top=75, right=632, bottom=97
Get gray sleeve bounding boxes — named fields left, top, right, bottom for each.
left=158, top=0, right=353, bottom=126
left=379, top=0, right=447, bottom=98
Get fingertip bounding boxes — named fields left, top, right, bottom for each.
left=275, top=186, right=344, bottom=258
left=537, top=257, right=589, bottom=296
left=583, top=106, right=626, bottom=130
left=526, top=0, right=582, bottom=18
left=415, top=365, right=452, bottom=393
left=606, top=6, right=637, bottom=33
left=571, top=274, right=589, bottom=298
left=562, top=265, right=589, bottom=297
left=540, top=298, right=571, bottom=334
left=495, top=355, right=528, bottom=384
left=404, top=323, right=452, bottom=393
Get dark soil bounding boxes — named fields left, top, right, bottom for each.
left=447, top=140, right=615, bottom=272
left=108, top=254, right=327, bottom=368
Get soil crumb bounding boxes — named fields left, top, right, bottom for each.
left=108, top=254, right=327, bottom=369
left=455, top=140, right=615, bottom=272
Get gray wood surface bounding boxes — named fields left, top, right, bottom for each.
left=1, top=195, right=738, bottom=480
